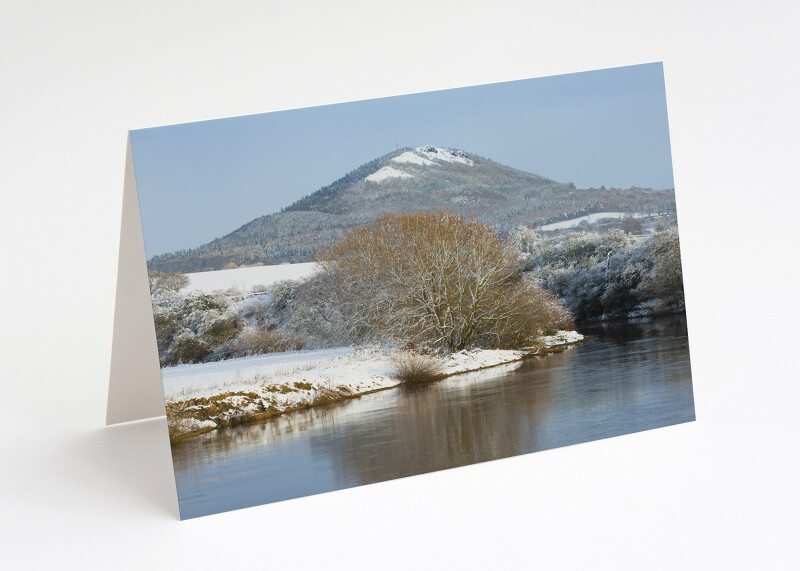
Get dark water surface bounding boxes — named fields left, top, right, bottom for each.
left=172, top=316, right=694, bottom=519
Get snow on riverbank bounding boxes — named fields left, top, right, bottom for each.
left=163, top=331, right=585, bottom=441
left=163, top=346, right=392, bottom=401
left=441, top=349, right=527, bottom=375
left=538, top=330, right=585, bottom=346
left=164, top=331, right=585, bottom=402
left=163, top=346, right=531, bottom=401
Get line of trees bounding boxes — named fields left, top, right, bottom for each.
left=148, top=209, right=686, bottom=366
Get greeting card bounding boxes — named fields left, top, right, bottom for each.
left=108, top=62, right=694, bottom=519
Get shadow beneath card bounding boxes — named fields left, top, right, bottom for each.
left=65, top=417, right=179, bottom=518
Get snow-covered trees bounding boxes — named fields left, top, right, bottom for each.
left=151, top=287, right=244, bottom=366
left=147, top=219, right=685, bottom=367
left=520, top=227, right=685, bottom=320
left=635, top=227, right=684, bottom=312
left=317, top=212, right=572, bottom=351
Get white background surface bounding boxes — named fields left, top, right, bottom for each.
left=2, top=1, right=799, bottom=568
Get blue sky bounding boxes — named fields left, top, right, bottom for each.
left=131, top=62, right=674, bottom=257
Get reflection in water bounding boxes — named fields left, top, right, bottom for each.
left=314, top=362, right=562, bottom=485
left=172, top=316, right=694, bottom=519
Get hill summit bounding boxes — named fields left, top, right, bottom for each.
left=149, top=146, right=675, bottom=273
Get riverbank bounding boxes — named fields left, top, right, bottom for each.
left=164, top=331, right=586, bottom=443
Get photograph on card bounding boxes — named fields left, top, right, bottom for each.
left=130, top=62, right=694, bottom=519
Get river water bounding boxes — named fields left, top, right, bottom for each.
left=171, top=316, right=694, bottom=519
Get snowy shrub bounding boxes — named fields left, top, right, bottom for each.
left=238, top=297, right=270, bottom=327
left=634, top=227, right=684, bottom=312
left=264, top=275, right=351, bottom=349
left=162, top=330, right=212, bottom=366
left=152, top=295, right=183, bottom=353
left=389, top=350, right=444, bottom=384
left=263, top=280, right=299, bottom=327
left=542, top=265, right=607, bottom=320
left=510, top=225, right=541, bottom=255
left=201, top=315, right=242, bottom=346
left=226, top=328, right=305, bottom=358
left=151, top=289, right=244, bottom=365
left=472, top=278, right=574, bottom=348
left=617, top=215, right=643, bottom=235
left=531, top=229, right=633, bottom=271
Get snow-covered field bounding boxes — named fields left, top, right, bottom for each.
left=184, top=262, right=319, bottom=293
left=539, top=212, right=645, bottom=231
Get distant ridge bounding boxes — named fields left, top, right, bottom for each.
left=149, top=146, right=675, bottom=273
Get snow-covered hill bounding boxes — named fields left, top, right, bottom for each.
left=149, top=145, right=675, bottom=273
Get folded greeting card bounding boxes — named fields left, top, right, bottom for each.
left=108, top=62, right=695, bottom=519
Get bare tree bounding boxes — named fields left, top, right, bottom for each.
left=318, top=211, right=572, bottom=351
left=148, top=270, right=189, bottom=295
